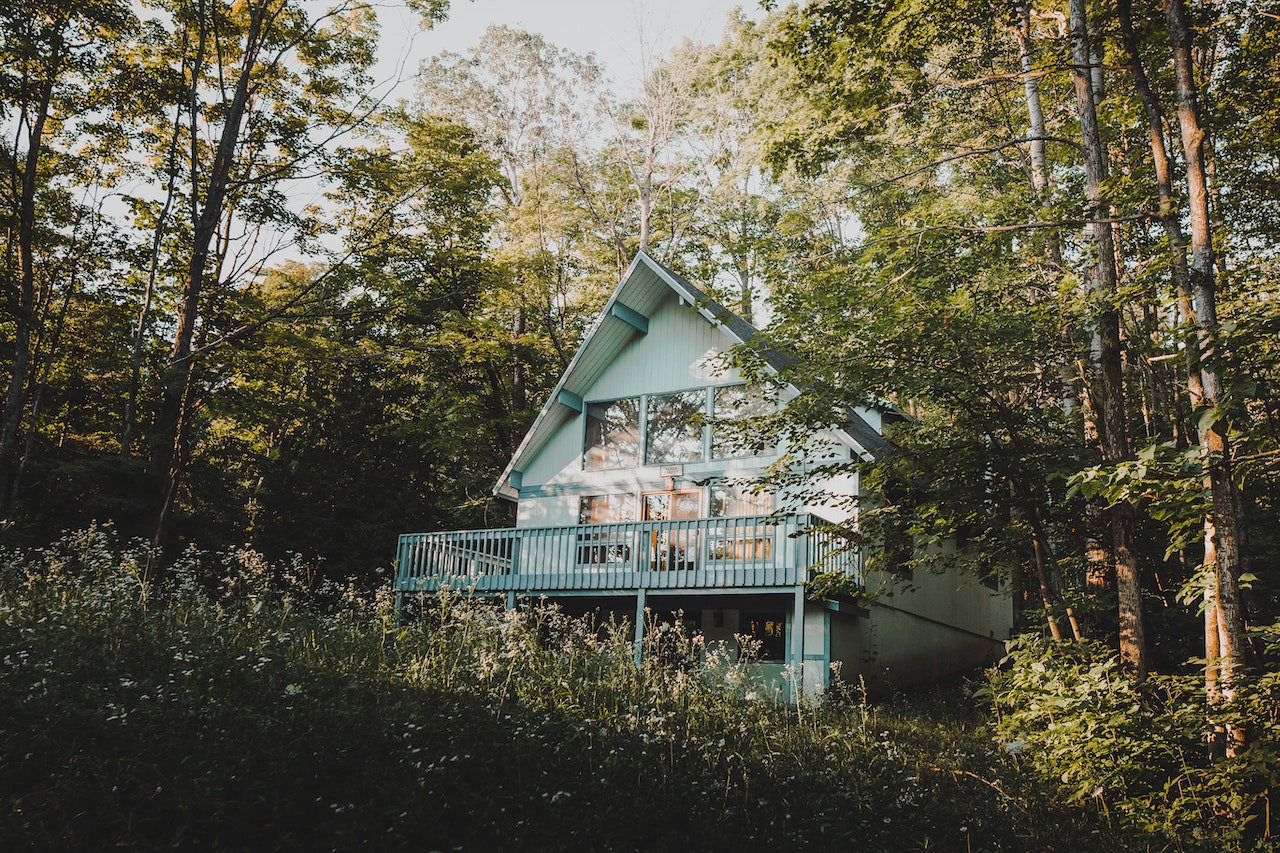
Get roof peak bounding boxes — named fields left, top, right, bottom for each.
left=493, top=252, right=888, bottom=500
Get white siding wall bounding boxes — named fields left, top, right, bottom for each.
left=519, top=417, right=582, bottom=496
left=802, top=605, right=831, bottom=697
left=831, top=604, right=1006, bottom=693
left=514, top=495, right=579, bottom=529
left=591, top=298, right=743, bottom=398
left=867, top=566, right=1015, bottom=641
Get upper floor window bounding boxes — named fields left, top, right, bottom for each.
left=582, top=385, right=774, bottom=469
left=712, top=384, right=775, bottom=458
left=645, top=390, right=705, bottom=465
left=584, top=398, right=640, bottom=470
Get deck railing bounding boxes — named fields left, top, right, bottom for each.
left=395, top=514, right=861, bottom=594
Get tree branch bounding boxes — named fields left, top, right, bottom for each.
left=862, top=136, right=1083, bottom=193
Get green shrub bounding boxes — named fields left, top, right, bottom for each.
left=989, top=634, right=1279, bottom=851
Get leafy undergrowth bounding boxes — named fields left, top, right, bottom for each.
left=0, top=529, right=1150, bottom=851
left=990, top=635, right=1280, bottom=852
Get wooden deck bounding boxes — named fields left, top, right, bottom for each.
left=395, top=514, right=860, bottom=596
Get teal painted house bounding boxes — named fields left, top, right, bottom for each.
left=396, top=252, right=1013, bottom=698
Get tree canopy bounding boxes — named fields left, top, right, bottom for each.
left=0, top=1, right=1276, bottom=686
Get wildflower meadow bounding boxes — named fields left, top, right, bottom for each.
left=0, top=528, right=1270, bottom=851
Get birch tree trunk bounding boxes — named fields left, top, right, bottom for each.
left=1016, top=4, right=1049, bottom=204
left=1068, top=0, right=1148, bottom=678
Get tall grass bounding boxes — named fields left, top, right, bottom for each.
left=2, top=527, right=1134, bottom=851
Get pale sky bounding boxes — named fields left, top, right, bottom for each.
left=370, top=0, right=761, bottom=99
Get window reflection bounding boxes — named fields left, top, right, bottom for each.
left=712, top=385, right=775, bottom=458
left=645, top=390, right=705, bottom=465
left=579, top=494, right=638, bottom=524
left=644, top=490, right=700, bottom=571
left=741, top=612, right=786, bottom=661
left=710, top=481, right=773, bottom=517
left=577, top=494, right=638, bottom=567
left=584, top=398, right=640, bottom=470
left=582, top=385, right=774, bottom=469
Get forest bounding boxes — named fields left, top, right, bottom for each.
left=6, top=0, right=1278, bottom=662
left=1, top=0, right=1279, bottom=847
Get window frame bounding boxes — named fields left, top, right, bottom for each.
left=583, top=396, right=641, bottom=471
left=580, top=383, right=777, bottom=470
left=711, top=383, right=776, bottom=460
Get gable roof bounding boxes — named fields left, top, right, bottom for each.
left=494, top=251, right=889, bottom=500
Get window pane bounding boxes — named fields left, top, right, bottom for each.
left=643, top=490, right=700, bottom=521
left=645, top=390, right=705, bottom=465
left=578, top=494, right=637, bottom=566
left=709, top=483, right=772, bottom=561
left=579, top=494, right=638, bottom=525
left=710, top=482, right=772, bottom=517
left=584, top=398, right=639, bottom=470
left=712, top=385, right=775, bottom=458
left=741, top=612, right=786, bottom=661
left=645, top=491, right=702, bottom=571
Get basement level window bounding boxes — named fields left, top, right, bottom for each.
left=740, top=612, right=786, bottom=662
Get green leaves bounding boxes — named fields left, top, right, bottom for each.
left=1068, top=442, right=1208, bottom=557
left=991, top=633, right=1280, bottom=849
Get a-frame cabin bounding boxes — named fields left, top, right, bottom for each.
left=396, top=252, right=1013, bottom=698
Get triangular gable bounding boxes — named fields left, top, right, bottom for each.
left=494, top=251, right=888, bottom=500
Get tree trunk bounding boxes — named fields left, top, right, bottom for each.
left=1016, top=4, right=1049, bottom=200
left=1011, top=479, right=1076, bottom=641
left=1030, top=512, right=1084, bottom=642
left=152, top=0, right=268, bottom=543
left=1117, top=0, right=1203, bottom=414
left=125, top=93, right=186, bottom=458
left=1069, top=0, right=1148, bottom=678
left=0, top=32, right=62, bottom=517
left=1163, top=0, right=1246, bottom=723
left=13, top=220, right=87, bottom=501
left=512, top=306, right=526, bottom=413
left=637, top=168, right=653, bottom=254
left=1030, top=527, right=1065, bottom=641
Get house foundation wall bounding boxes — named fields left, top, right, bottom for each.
left=829, top=602, right=1005, bottom=694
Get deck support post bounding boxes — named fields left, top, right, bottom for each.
left=791, top=585, right=805, bottom=701
left=505, top=591, right=516, bottom=610
left=821, top=609, right=832, bottom=695
left=634, top=588, right=647, bottom=670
